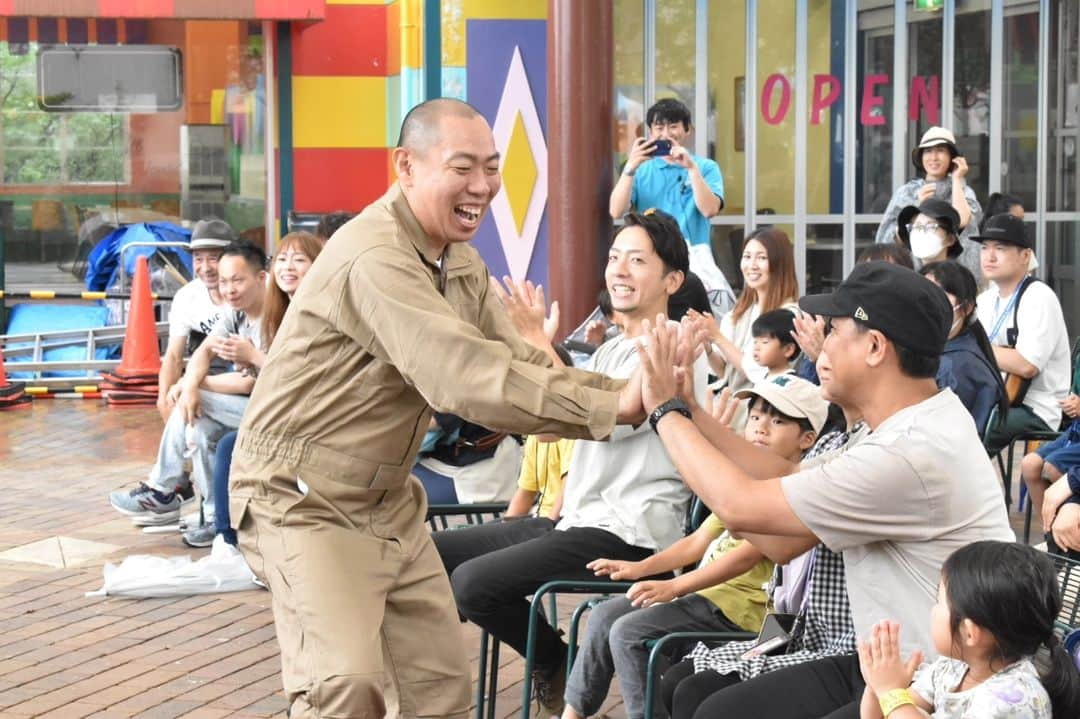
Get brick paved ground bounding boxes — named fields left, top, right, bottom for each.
left=0, top=401, right=630, bottom=718
left=1, top=401, right=1031, bottom=719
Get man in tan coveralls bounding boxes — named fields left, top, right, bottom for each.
left=229, top=99, right=640, bottom=718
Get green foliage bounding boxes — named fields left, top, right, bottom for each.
left=0, top=43, right=127, bottom=185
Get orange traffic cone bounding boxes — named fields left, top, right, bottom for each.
left=104, top=255, right=160, bottom=406
left=0, top=343, right=31, bottom=410
left=114, top=255, right=161, bottom=379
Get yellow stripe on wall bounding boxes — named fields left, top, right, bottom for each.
left=292, top=76, right=387, bottom=149
left=463, top=0, right=546, bottom=19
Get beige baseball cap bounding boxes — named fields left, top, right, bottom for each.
left=733, top=375, right=829, bottom=434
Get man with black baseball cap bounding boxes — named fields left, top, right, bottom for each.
left=636, top=261, right=1012, bottom=717
left=974, top=213, right=1071, bottom=507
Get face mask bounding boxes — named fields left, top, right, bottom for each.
left=909, top=229, right=945, bottom=260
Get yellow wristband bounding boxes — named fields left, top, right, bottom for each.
left=878, top=688, right=915, bottom=716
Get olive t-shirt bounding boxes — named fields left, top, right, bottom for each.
left=781, top=389, right=1014, bottom=656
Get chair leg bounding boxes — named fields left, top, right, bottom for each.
left=475, top=630, right=489, bottom=719
left=1003, top=441, right=1016, bottom=509
left=486, top=639, right=500, bottom=719
left=1024, top=498, right=1034, bottom=544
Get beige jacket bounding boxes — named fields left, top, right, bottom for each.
left=234, top=184, right=622, bottom=491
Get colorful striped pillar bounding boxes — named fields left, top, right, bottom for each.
left=288, top=0, right=394, bottom=213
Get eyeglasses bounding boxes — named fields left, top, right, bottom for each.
left=905, top=222, right=942, bottom=234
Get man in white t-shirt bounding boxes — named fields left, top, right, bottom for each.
left=432, top=210, right=706, bottom=715
left=637, top=261, right=1013, bottom=717
left=157, top=218, right=234, bottom=422
left=974, top=213, right=1070, bottom=455
left=110, top=241, right=268, bottom=527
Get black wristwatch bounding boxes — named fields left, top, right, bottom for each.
left=649, top=398, right=692, bottom=433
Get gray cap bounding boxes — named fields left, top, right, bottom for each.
left=189, top=218, right=236, bottom=251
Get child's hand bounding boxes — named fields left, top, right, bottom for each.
left=857, top=620, right=923, bottom=695
left=585, top=319, right=608, bottom=346
left=587, top=557, right=641, bottom=581
left=1059, top=393, right=1080, bottom=418
left=626, top=579, right=679, bottom=607
left=708, top=387, right=740, bottom=428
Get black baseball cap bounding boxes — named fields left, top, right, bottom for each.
left=799, top=261, right=952, bottom=356
left=970, top=213, right=1032, bottom=250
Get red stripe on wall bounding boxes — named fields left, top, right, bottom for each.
left=291, top=3, right=387, bottom=77
left=293, top=147, right=391, bottom=212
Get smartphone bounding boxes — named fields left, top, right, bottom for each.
left=652, top=139, right=673, bottom=157
left=738, top=612, right=797, bottom=661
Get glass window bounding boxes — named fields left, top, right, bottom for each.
left=1047, top=0, right=1080, bottom=212
left=807, top=223, right=844, bottom=294
left=807, top=0, right=846, bottom=216
left=1046, top=221, right=1079, bottom=338
left=953, top=1, right=991, bottom=204
left=1, top=44, right=129, bottom=185
left=756, top=0, right=796, bottom=216
left=1, top=21, right=268, bottom=286
left=614, top=0, right=645, bottom=173
left=1001, top=3, right=1040, bottom=209
left=655, top=0, right=697, bottom=115
left=856, top=2, right=894, bottom=213
left=706, top=0, right=747, bottom=216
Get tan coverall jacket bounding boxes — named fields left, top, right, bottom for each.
left=230, top=184, right=623, bottom=718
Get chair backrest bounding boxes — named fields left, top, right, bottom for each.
left=1050, top=552, right=1080, bottom=636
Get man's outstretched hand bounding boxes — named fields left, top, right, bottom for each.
left=636, top=315, right=685, bottom=415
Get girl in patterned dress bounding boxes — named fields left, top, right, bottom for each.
left=857, top=541, right=1080, bottom=718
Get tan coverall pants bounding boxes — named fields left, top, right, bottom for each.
left=231, top=451, right=472, bottom=718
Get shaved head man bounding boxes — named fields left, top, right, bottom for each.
left=228, top=99, right=644, bottom=717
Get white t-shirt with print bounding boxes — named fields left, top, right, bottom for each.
left=976, top=280, right=1070, bottom=429
left=168, top=279, right=223, bottom=339
left=781, top=390, right=1014, bottom=656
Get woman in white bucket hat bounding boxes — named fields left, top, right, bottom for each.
left=874, top=126, right=983, bottom=280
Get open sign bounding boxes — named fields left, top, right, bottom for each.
left=759, top=72, right=941, bottom=127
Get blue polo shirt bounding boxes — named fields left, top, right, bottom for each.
left=630, top=154, right=724, bottom=247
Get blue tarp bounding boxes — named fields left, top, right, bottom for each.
left=85, top=222, right=193, bottom=291
left=5, top=304, right=114, bottom=378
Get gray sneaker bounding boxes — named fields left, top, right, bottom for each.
left=181, top=522, right=216, bottom=548
left=110, top=482, right=191, bottom=524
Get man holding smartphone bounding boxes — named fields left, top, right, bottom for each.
left=610, top=98, right=730, bottom=294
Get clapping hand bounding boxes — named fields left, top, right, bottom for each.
left=856, top=621, right=923, bottom=696
left=708, top=387, right=740, bottom=427
left=792, top=312, right=826, bottom=363
left=636, top=316, right=686, bottom=415
left=490, top=276, right=560, bottom=344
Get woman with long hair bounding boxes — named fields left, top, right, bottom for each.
left=182, top=230, right=325, bottom=548
left=691, top=227, right=799, bottom=395
left=919, top=260, right=1007, bottom=437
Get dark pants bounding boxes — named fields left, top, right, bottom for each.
left=664, top=654, right=863, bottom=719
left=434, top=518, right=659, bottom=673
left=213, top=430, right=238, bottom=545
left=985, top=403, right=1052, bottom=454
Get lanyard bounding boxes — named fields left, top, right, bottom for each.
left=989, top=279, right=1026, bottom=343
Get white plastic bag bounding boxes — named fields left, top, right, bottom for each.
left=86, top=535, right=262, bottom=598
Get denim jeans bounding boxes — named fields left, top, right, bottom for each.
left=147, top=390, right=248, bottom=516
left=213, top=430, right=239, bottom=544
left=565, top=593, right=740, bottom=719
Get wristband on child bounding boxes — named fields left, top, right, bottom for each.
left=878, top=688, right=915, bottom=716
